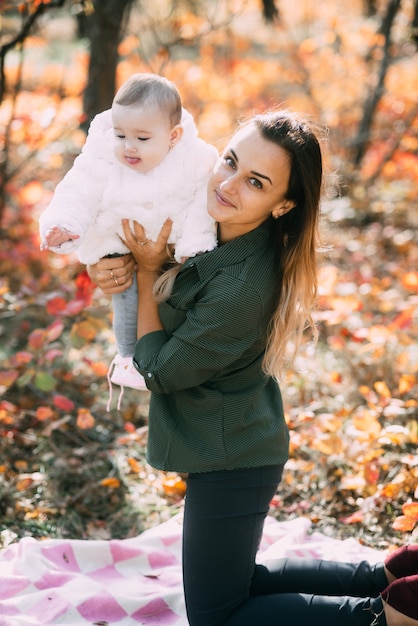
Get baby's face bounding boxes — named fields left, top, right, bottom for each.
left=112, top=103, right=177, bottom=173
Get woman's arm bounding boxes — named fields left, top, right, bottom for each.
left=121, top=218, right=172, bottom=339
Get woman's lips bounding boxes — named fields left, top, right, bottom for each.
left=215, top=189, right=234, bottom=207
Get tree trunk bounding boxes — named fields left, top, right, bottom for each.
left=352, top=0, right=402, bottom=167
left=81, top=0, right=135, bottom=129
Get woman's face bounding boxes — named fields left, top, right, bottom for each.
left=207, top=124, right=294, bottom=243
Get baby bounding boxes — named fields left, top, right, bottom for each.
left=39, top=73, right=218, bottom=402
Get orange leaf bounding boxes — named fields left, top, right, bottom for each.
left=19, top=180, right=44, bottom=206
left=101, top=477, right=121, bottom=489
left=90, top=361, right=109, bottom=377
left=16, top=478, right=34, bottom=491
left=389, top=308, right=414, bottom=330
left=76, top=408, right=95, bottom=429
left=402, top=502, right=418, bottom=520
left=401, top=272, right=418, bottom=292
left=364, top=461, right=380, bottom=485
left=72, top=320, right=97, bottom=342
left=162, top=474, right=187, bottom=498
left=392, top=515, right=417, bottom=532
left=14, top=351, right=33, bottom=365
left=36, top=406, right=54, bottom=421
left=127, top=457, right=141, bottom=473
left=0, top=369, right=19, bottom=388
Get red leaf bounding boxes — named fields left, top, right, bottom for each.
left=46, top=296, right=67, bottom=316
left=43, top=349, right=63, bottom=362
left=340, top=511, right=364, bottom=524
left=46, top=321, right=64, bottom=343
left=28, top=328, right=47, bottom=349
left=53, top=395, right=75, bottom=411
left=75, top=270, right=94, bottom=305
left=66, top=300, right=86, bottom=315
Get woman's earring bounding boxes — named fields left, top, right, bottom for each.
left=272, top=213, right=279, bottom=220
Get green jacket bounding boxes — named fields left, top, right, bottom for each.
left=134, top=218, right=289, bottom=473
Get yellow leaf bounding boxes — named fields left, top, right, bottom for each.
left=399, top=374, right=416, bottom=395
left=374, top=381, right=391, bottom=398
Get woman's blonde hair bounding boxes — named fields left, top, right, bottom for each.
left=252, top=110, right=323, bottom=380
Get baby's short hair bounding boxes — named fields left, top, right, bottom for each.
left=113, top=73, right=182, bottom=127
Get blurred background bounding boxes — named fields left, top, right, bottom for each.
left=0, top=0, right=417, bottom=548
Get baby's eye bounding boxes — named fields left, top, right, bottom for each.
left=115, top=134, right=125, bottom=140
left=138, top=137, right=150, bottom=142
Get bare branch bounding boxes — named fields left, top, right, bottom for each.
left=0, top=0, right=66, bottom=103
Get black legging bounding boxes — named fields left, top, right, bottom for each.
left=183, top=465, right=388, bottom=626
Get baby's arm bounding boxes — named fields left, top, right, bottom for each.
left=39, top=110, right=114, bottom=253
left=40, top=226, right=80, bottom=250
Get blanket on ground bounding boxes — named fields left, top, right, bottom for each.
left=0, top=516, right=385, bottom=626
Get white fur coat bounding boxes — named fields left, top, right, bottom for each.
left=39, top=108, right=218, bottom=264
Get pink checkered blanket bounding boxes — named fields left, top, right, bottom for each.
left=0, top=516, right=385, bottom=625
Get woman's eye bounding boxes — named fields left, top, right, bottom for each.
left=224, top=156, right=235, bottom=168
left=249, top=178, right=262, bottom=189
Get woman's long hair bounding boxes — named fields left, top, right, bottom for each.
left=253, top=111, right=324, bottom=380
left=155, top=110, right=324, bottom=380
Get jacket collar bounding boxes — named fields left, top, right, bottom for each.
left=182, top=218, right=274, bottom=281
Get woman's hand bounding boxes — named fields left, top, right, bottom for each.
left=121, top=219, right=172, bottom=275
left=87, top=254, right=136, bottom=295
left=121, top=219, right=173, bottom=340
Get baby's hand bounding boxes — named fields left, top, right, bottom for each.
left=41, top=226, right=80, bottom=250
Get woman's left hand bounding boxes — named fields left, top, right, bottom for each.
left=121, top=219, right=173, bottom=275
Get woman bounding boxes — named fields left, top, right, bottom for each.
left=89, top=110, right=418, bottom=626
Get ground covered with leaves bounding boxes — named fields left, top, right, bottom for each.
left=1, top=198, right=417, bottom=552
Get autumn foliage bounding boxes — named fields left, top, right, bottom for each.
left=0, top=1, right=417, bottom=546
